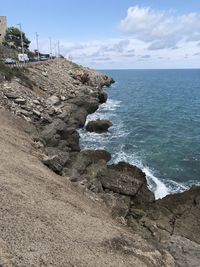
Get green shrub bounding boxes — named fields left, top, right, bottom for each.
left=0, top=60, right=34, bottom=88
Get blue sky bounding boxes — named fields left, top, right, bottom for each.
left=1, top=0, right=200, bottom=68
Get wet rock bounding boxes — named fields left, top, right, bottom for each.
left=98, top=162, right=155, bottom=203
left=98, top=91, right=108, bottom=104
left=86, top=119, right=112, bottom=133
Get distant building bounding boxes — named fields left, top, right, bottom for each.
left=0, top=16, right=7, bottom=43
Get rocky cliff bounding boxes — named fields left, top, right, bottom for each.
left=0, top=58, right=199, bottom=266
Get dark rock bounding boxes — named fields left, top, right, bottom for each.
left=71, top=96, right=99, bottom=114
left=83, top=160, right=107, bottom=193
left=5, top=92, right=18, bottom=99
left=101, top=76, right=115, bottom=87
left=40, top=119, right=80, bottom=151
left=81, top=72, right=90, bottom=84
left=42, top=152, right=69, bottom=174
left=98, top=162, right=155, bottom=203
left=148, top=186, right=200, bottom=244
left=98, top=91, right=108, bottom=104
left=80, top=150, right=111, bottom=163
left=69, top=107, right=88, bottom=128
left=86, top=119, right=112, bottom=133
left=101, top=193, right=131, bottom=218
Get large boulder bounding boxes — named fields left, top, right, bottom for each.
left=127, top=186, right=200, bottom=245
left=98, top=162, right=155, bottom=204
left=98, top=91, right=108, bottom=104
left=40, top=119, right=80, bottom=151
left=70, top=96, right=99, bottom=114
left=62, top=149, right=111, bottom=180
left=86, top=119, right=112, bottom=133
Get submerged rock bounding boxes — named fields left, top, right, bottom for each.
left=86, top=119, right=113, bottom=133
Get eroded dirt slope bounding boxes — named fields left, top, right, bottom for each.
left=0, top=109, right=174, bottom=267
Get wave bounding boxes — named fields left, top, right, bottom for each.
left=80, top=96, right=196, bottom=200
left=99, top=99, right=121, bottom=111
left=111, top=149, right=169, bottom=199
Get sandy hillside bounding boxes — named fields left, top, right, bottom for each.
left=0, top=109, right=175, bottom=267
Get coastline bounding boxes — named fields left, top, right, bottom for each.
left=0, top=58, right=200, bottom=266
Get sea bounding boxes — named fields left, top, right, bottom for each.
left=79, top=69, right=200, bottom=199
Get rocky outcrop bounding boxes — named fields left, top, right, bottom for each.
left=86, top=119, right=113, bottom=133
left=127, top=186, right=200, bottom=244
left=0, top=58, right=200, bottom=266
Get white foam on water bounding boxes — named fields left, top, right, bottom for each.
left=143, top=167, right=169, bottom=199
left=112, top=149, right=169, bottom=199
left=80, top=96, right=188, bottom=200
left=85, top=99, right=121, bottom=125
left=99, top=99, right=121, bottom=111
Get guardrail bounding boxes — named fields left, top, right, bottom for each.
left=6, top=59, right=55, bottom=68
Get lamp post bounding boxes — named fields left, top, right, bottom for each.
left=17, top=23, right=25, bottom=62
left=57, top=40, right=60, bottom=57
left=35, top=32, right=39, bottom=61
left=49, top=37, right=52, bottom=59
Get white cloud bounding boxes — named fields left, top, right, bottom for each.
left=119, top=6, right=200, bottom=50
left=28, top=6, right=200, bottom=69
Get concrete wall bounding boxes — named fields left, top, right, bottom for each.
left=0, top=16, right=7, bottom=43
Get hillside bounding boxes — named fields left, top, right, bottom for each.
left=0, top=59, right=200, bottom=266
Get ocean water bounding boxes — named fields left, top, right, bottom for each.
left=79, top=69, right=200, bottom=199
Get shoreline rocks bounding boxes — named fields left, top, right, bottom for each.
left=1, top=58, right=200, bottom=266
left=86, top=119, right=113, bottom=133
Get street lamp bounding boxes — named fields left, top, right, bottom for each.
left=57, top=40, right=60, bottom=57
left=17, top=23, right=25, bottom=62
left=35, top=32, right=39, bottom=61
left=49, top=37, right=52, bottom=59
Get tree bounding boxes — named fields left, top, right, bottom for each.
left=3, top=27, right=31, bottom=51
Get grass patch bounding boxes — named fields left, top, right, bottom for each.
left=0, top=60, right=34, bottom=88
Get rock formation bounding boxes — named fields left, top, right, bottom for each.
left=86, top=119, right=113, bottom=133
left=0, top=58, right=200, bottom=266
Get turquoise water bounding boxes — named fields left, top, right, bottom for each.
left=79, top=69, right=200, bottom=198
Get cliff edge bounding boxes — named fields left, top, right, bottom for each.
left=0, top=59, right=200, bottom=266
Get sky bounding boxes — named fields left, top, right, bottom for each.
left=1, top=0, right=200, bottom=69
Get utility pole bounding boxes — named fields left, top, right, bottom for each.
left=57, top=40, right=60, bottom=57
left=49, top=37, right=52, bottom=59
left=35, top=32, right=39, bottom=61
left=17, top=23, right=25, bottom=62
